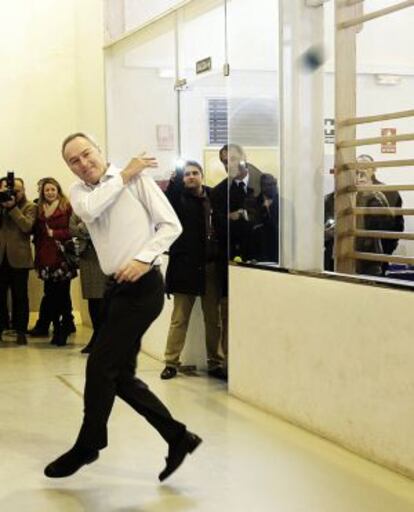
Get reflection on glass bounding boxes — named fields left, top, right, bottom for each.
left=105, top=15, right=178, bottom=183
left=227, top=0, right=280, bottom=266
left=221, top=142, right=279, bottom=264
left=324, top=154, right=404, bottom=276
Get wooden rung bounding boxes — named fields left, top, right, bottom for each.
left=343, top=159, right=414, bottom=170
left=338, top=133, right=414, bottom=148
left=350, top=251, right=414, bottom=266
left=352, top=207, right=414, bottom=215
left=341, top=184, right=414, bottom=193
left=350, top=184, right=414, bottom=193
left=346, top=0, right=365, bottom=5
left=339, top=109, right=414, bottom=127
left=353, top=230, right=414, bottom=240
left=338, top=1, right=414, bottom=30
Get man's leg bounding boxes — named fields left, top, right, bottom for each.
left=76, top=269, right=185, bottom=449
left=10, top=266, right=29, bottom=344
left=161, top=293, right=195, bottom=378
left=200, top=263, right=223, bottom=371
left=117, top=348, right=186, bottom=444
left=0, top=258, right=11, bottom=336
left=80, top=298, right=104, bottom=353
left=88, top=298, right=103, bottom=332
left=45, top=268, right=202, bottom=480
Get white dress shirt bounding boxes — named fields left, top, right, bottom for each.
left=234, top=172, right=249, bottom=190
left=69, top=164, right=182, bottom=275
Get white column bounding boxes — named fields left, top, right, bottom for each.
left=279, top=0, right=325, bottom=272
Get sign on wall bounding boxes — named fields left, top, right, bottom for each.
left=156, top=124, right=174, bottom=150
left=381, top=127, right=396, bottom=154
left=324, top=118, right=335, bottom=144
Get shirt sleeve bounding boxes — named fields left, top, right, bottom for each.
left=69, top=175, right=124, bottom=223
left=132, top=174, right=182, bottom=263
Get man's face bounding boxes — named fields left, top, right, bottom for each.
left=228, top=148, right=247, bottom=179
left=0, top=179, right=24, bottom=203
left=13, top=180, right=25, bottom=203
left=183, top=165, right=203, bottom=190
left=63, top=136, right=107, bottom=185
left=219, top=149, right=228, bottom=171
left=261, top=175, right=276, bottom=197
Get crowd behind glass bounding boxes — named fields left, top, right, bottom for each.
left=0, top=144, right=404, bottom=377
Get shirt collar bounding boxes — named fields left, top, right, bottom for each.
left=85, top=163, right=117, bottom=188
left=234, top=171, right=249, bottom=187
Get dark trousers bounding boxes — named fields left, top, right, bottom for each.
left=43, top=279, right=72, bottom=330
left=76, top=268, right=186, bottom=450
left=0, top=257, right=29, bottom=333
left=36, top=281, right=74, bottom=330
left=88, top=298, right=103, bottom=332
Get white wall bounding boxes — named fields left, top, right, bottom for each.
left=229, top=266, right=414, bottom=478
left=0, top=0, right=106, bottom=318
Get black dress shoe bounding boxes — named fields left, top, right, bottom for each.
left=63, top=322, right=77, bottom=334
left=44, top=446, right=99, bottom=478
left=28, top=327, right=49, bottom=337
left=81, top=332, right=97, bottom=354
left=160, top=366, right=177, bottom=380
left=207, top=367, right=228, bottom=381
left=159, top=431, right=202, bottom=482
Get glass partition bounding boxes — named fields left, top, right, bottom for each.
left=226, top=0, right=280, bottom=265
left=176, top=0, right=227, bottom=187
left=105, top=13, right=178, bottom=184
left=105, top=0, right=185, bottom=43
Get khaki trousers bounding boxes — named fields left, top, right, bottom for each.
left=164, top=263, right=223, bottom=369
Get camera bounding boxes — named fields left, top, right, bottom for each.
left=0, top=171, right=16, bottom=203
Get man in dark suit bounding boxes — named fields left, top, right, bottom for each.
left=0, top=177, right=37, bottom=344
left=220, top=144, right=262, bottom=260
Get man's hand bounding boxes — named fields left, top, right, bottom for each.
left=1, top=196, right=16, bottom=210
left=114, top=260, right=151, bottom=283
left=121, top=152, right=158, bottom=184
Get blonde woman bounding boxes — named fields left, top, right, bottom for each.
left=33, top=178, right=76, bottom=346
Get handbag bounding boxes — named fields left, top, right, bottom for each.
left=55, top=237, right=80, bottom=269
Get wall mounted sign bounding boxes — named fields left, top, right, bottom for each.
left=381, top=127, right=396, bottom=153
left=156, top=124, right=174, bottom=150
left=196, top=57, right=212, bottom=75
left=324, top=118, right=335, bottom=144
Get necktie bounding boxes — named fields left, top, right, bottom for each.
left=238, top=181, right=246, bottom=194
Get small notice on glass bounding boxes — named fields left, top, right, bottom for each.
left=196, top=57, right=212, bottom=74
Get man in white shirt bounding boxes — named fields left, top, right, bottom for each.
left=44, top=133, right=202, bottom=481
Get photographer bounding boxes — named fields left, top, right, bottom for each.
left=161, top=161, right=225, bottom=380
left=0, top=175, right=37, bottom=344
